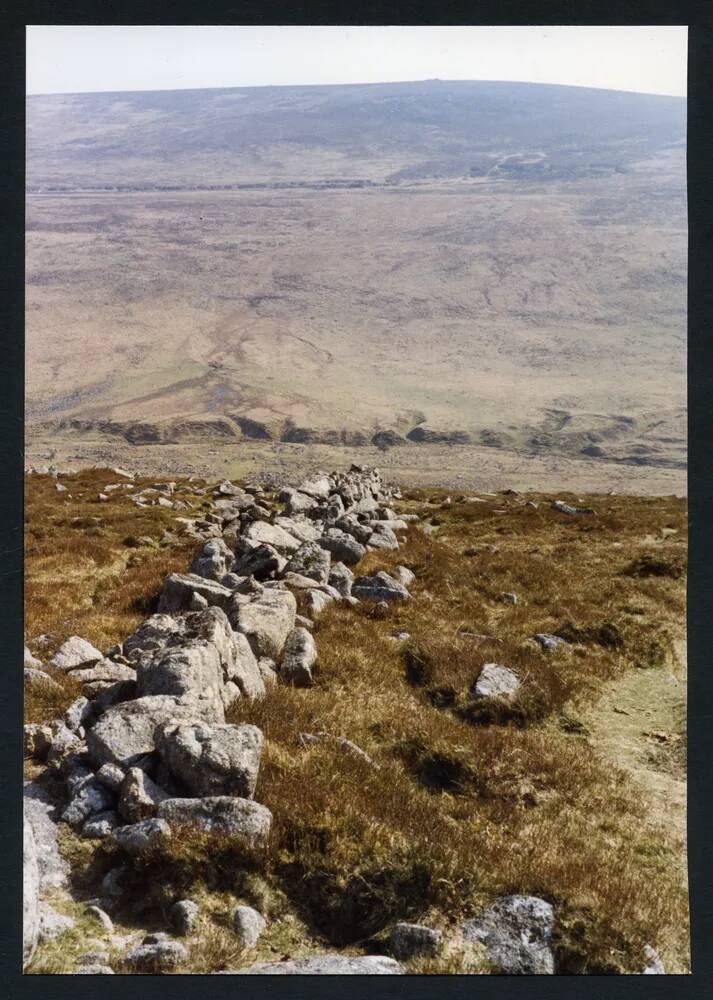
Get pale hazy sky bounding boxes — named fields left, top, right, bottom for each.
left=26, top=25, right=688, bottom=98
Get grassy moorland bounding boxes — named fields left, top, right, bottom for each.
left=24, top=471, right=688, bottom=974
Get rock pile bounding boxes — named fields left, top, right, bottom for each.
left=23, top=466, right=417, bottom=973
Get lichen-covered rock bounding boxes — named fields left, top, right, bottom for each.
left=157, top=573, right=233, bottom=613
left=157, top=796, right=272, bottom=846
left=24, top=723, right=53, bottom=760
left=471, top=663, right=520, bottom=700
left=280, top=627, right=317, bottom=687
left=23, top=781, right=69, bottom=891
left=136, top=643, right=226, bottom=712
left=190, top=538, right=235, bottom=582
left=393, top=565, right=416, bottom=588
left=123, top=614, right=187, bottom=660
left=244, top=520, right=302, bottom=553
left=229, top=588, right=297, bottom=659
left=352, top=571, right=409, bottom=602
left=65, top=695, right=92, bottom=734
left=81, top=809, right=119, bottom=839
left=157, top=722, right=263, bottom=798
left=285, top=541, right=331, bottom=584
left=461, top=895, right=555, bottom=974
left=304, top=589, right=334, bottom=617
left=86, top=695, right=222, bottom=768
left=233, top=543, right=286, bottom=581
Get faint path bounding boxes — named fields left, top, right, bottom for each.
left=581, top=639, right=687, bottom=881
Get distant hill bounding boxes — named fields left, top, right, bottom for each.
left=26, top=79, right=686, bottom=189
left=25, top=81, right=687, bottom=476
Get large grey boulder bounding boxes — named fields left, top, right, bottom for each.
left=285, top=541, right=331, bottom=584
left=280, top=627, right=317, bottom=687
left=86, top=695, right=223, bottom=768
left=23, top=822, right=40, bottom=969
left=389, top=922, right=442, bottom=959
left=158, top=573, right=233, bottom=613
left=318, top=529, right=365, bottom=565
left=226, top=955, right=404, bottom=974
left=471, top=663, right=520, bottom=700
left=137, top=643, right=226, bottom=711
left=119, top=767, right=170, bottom=822
left=157, top=797, right=272, bottom=846
left=352, top=571, right=409, bottom=602
left=461, top=895, right=555, bottom=974
left=233, top=905, right=266, bottom=949
left=274, top=515, right=322, bottom=543
left=157, top=722, right=263, bottom=798
left=281, top=489, right=317, bottom=515
left=367, top=525, right=399, bottom=550
left=190, top=538, right=235, bottom=582
left=244, top=520, right=301, bottom=554
left=49, top=636, right=103, bottom=671
left=229, top=588, right=297, bottom=659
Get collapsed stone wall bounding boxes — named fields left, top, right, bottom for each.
left=23, top=465, right=422, bottom=973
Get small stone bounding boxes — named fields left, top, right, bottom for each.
left=389, top=922, right=442, bottom=959
left=49, top=636, right=103, bottom=671
left=24, top=646, right=42, bottom=669
left=82, top=810, right=119, bottom=839
left=38, top=903, right=75, bottom=942
left=499, top=591, right=518, bottom=605
left=95, top=762, right=125, bottom=792
left=119, top=767, right=170, bottom=822
left=472, top=663, right=520, bottom=700
left=111, top=817, right=171, bottom=857
left=642, top=944, right=665, bottom=974
left=233, top=905, right=266, bottom=948
left=393, top=565, right=416, bottom=588
left=85, top=905, right=114, bottom=933
left=121, top=940, right=188, bottom=973
left=24, top=724, right=53, bottom=760
left=532, top=633, right=566, bottom=652
left=280, top=627, right=317, bottom=687
left=171, top=899, right=200, bottom=936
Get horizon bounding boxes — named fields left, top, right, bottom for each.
left=27, top=76, right=688, bottom=101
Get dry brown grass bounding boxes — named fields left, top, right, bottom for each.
left=24, top=477, right=688, bottom=974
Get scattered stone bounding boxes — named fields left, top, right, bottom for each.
left=552, top=500, right=595, bottom=516
left=49, top=636, right=103, bottom=671
left=472, top=663, right=520, bottom=700
left=393, top=565, right=416, bottom=588
left=499, top=591, right=518, bottom=605
left=299, top=731, right=377, bottom=768
left=234, top=905, right=266, bottom=949
left=280, top=627, right=317, bottom=687
left=352, top=571, right=409, bottom=602
left=389, top=922, right=442, bottom=959
left=462, top=895, right=555, bottom=974
left=532, top=633, right=566, bottom=652
left=171, top=899, right=200, bottom=936
left=642, top=944, right=666, bottom=974
left=24, top=645, right=42, bottom=669
left=121, top=940, right=188, bottom=973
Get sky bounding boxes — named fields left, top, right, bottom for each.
left=26, top=25, right=688, bottom=98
